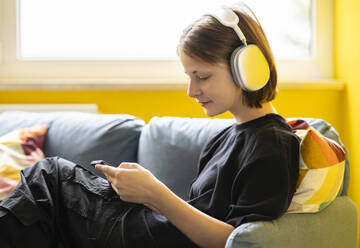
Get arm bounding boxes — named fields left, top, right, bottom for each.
left=96, top=163, right=234, bottom=248
left=153, top=182, right=234, bottom=248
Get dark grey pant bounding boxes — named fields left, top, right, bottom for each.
left=0, top=157, right=137, bottom=248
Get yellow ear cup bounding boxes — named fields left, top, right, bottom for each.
left=231, top=44, right=270, bottom=91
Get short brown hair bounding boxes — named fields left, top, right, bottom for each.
left=177, top=4, right=278, bottom=108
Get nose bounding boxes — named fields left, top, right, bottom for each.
left=187, top=79, right=201, bottom=98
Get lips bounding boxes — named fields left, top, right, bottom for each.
left=199, top=101, right=211, bottom=107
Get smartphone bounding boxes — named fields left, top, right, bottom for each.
left=90, top=160, right=114, bottom=167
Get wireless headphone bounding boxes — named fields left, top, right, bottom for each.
left=209, top=6, right=270, bottom=92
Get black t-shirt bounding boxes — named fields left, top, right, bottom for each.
left=188, top=113, right=300, bottom=227
left=125, top=113, right=300, bottom=247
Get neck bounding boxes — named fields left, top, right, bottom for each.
left=232, top=102, right=277, bottom=125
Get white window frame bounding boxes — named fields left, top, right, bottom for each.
left=0, top=0, right=334, bottom=88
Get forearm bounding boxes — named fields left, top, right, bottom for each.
left=153, top=183, right=234, bottom=248
left=95, top=163, right=234, bottom=246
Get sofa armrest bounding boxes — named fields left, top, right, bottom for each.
left=225, top=196, right=358, bottom=248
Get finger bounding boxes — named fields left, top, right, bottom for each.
left=95, top=165, right=119, bottom=184
left=111, top=183, right=120, bottom=195
left=118, top=162, right=138, bottom=169
left=95, top=164, right=118, bottom=177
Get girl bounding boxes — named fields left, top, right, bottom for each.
left=0, top=3, right=300, bottom=248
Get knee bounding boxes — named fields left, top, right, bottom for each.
left=22, top=157, right=76, bottom=181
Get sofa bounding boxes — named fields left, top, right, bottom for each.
left=0, top=111, right=357, bottom=248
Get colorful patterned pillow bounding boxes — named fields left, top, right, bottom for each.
left=286, top=119, right=345, bottom=213
left=0, top=125, right=48, bottom=200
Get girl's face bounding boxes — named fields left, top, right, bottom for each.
left=179, top=50, right=244, bottom=117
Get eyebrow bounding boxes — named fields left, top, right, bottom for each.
left=184, top=70, right=200, bottom=74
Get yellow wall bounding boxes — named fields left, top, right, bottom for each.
left=0, top=89, right=343, bottom=132
left=335, top=0, right=360, bottom=244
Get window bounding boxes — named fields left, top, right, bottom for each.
left=0, top=0, right=333, bottom=85
left=18, top=0, right=312, bottom=60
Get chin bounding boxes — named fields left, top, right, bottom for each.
left=204, top=109, right=226, bottom=117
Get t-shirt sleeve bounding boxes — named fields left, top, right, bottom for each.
left=225, top=154, right=297, bottom=227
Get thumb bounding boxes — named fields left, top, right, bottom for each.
left=118, top=162, right=138, bottom=169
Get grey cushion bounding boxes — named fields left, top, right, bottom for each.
left=0, top=111, right=145, bottom=172
left=138, top=117, right=235, bottom=200
left=225, top=196, right=358, bottom=248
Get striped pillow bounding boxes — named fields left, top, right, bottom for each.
left=286, top=119, right=345, bottom=213
left=0, top=125, right=48, bottom=200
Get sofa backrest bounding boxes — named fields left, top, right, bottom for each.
left=0, top=111, right=348, bottom=199
left=0, top=111, right=145, bottom=175
left=138, top=117, right=235, bottom=200
left=138, top=116, right=349, bottom=200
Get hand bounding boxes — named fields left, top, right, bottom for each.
left=95, top=162, right=165, bottom=212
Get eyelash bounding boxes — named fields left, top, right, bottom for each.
left=197, top=76, right=210, bottom=81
